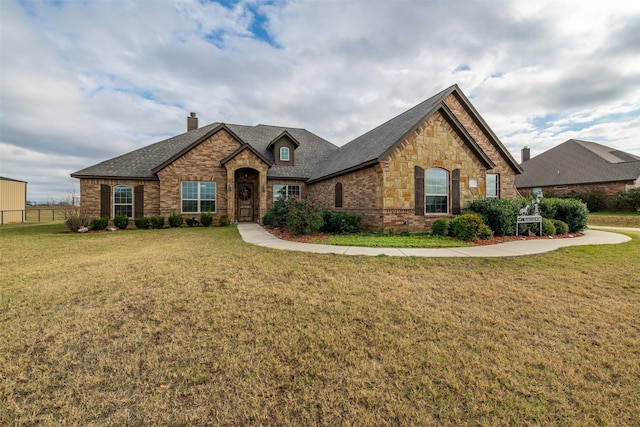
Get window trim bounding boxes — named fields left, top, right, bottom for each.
left=280, top=146, right=290, bottom=162
left=486, top=173, right=500, bottom=199
left=425, top=168, right=449, bottom=214
left=273, top=184, right=300, bottom=201
left=113, top=185, right=133, bottom=218
left=181, top=181, right=217, bottom=214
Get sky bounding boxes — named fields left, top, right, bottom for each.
left=1, top=0, right=639, bottom=203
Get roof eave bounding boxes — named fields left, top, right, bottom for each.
left=307, top=159, right=380, bottom=184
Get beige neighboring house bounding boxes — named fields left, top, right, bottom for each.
left=0, top=176, right=27, bottom=224
left=71, top=84, right=522, bottom=231
left=516, top=140, right=640, bottom=205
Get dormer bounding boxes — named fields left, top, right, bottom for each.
left=267, top=130, right=301, bottom=166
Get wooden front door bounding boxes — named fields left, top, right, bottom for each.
left=238, top=183, right=254, bottom=222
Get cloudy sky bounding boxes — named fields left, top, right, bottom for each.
left=1, top=0, right=639, bottom=202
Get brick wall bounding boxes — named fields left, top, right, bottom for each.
left=518, top=180, right=636, bottom=207
left=78, top=178, right=160, bottom=219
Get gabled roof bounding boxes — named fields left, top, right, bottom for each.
left=307, top=84, right=521, bottom=183
left=71, top=123, right=337, bottom=180
left=515, top=139, right=640, bottom=188
left=266, top=130, right=301, bottom=150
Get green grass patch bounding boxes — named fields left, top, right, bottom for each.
left=1, top=224, right=639, bottom=425
left=323, top=232, right=472, bottom=247
left=588, top=211, right=640, bottom=228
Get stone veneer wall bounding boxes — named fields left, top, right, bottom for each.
left=78, top=178, right=160, bottom=219
left=156, top=129, right=240, bottom=219
left=223, top=149, right=270, bottom=221
left=443, top=93, right=520, bottom=199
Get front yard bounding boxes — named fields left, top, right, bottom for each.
left=1, top=223, right=639, bottom=425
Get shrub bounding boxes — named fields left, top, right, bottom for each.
left=541, top=218, right=556, bottom=236
left=200, top=211, right=213, bottom=227
left=134, top=217, right=150, bottom=229
left=613, top=188, right=640, bottom=211
left=218, top=213, right=231, bottom=227
left=63, top=206, right=89, bottom=232
left=478, top=223, right=494, bottom=240
left=287, top=197, right=323, bottom=235
left=148, top=215, right=165, bottom=229
left=321, top=211, right=362, bottom=234
left=168, top=212, right=183, bottom=228
left=450, top=213, right=488, bottom=241
left=553, top=198, right=588, bottom=232
left=582, top=189, right=607, bottom=212
left=430, top=218, right=450, bottom=236
left=553, top=219, right=569, bottom=235
left=468, top=198, right=518, bottom=236
left=91, top=217, right=109, bottom=231
left=262, top=199, right=289, bottom=228
left=113, top=213, right=129, bottom=230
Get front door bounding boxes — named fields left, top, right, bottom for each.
left=238, top=183, right=254, bottom=222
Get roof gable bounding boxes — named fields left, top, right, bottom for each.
left=515, top=139, right=640, bottom=188
left=307, top=84, right=516, bottom=183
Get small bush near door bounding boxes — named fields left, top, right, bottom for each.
left=91, top=217, right=109, bottom=231
left=114, top=214, right=129, bottom=230
left=218, top=214, right=230, bottom=227
left=200, top=211, right=213, bottom=227
left=168, top=212, right=183, bottom=228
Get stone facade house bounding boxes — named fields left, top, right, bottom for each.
left=71, top=85, right=522, bottom=231
left=516, top=139, right=640, bottom=206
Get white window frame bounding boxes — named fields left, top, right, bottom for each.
left=113, top=185, right=133, bottom=218
left=486, top=173, right=499, bottom=199
left=181, top=181, right=216, bottom=213
left=273, top=184, right=300, bottom=201
left=425, top=168, right=449, bottom=214
left=280, top=146, right=290, bottom=162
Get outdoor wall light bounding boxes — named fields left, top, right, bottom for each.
left=228, top=184, right=233, bottom=191
left=261, top=185, right=266, bottom=192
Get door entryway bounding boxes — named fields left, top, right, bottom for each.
left=235, top=168, right=259, bottom=222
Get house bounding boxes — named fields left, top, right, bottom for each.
left=0, top=176, right=27, bottom=224
left=515, top=139, right=640, bottom=206
left=71, top=84, right=522, bottom=231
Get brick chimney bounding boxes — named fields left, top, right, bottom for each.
left=521, top=146, right=530, bottom=163
left=187, top=112, right=198, bottom=131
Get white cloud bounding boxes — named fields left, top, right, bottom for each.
left=1, top=0, right=639, bottom=202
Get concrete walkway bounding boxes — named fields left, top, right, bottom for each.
left=237, top=224, right=634, bottom=258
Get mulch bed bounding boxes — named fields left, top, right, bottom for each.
left=265, top=226, right=582, bottom=246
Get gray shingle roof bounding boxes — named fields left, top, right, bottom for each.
left=71, top=123, right=337, bottom=180
left=515, top=139, right=640, bottom=188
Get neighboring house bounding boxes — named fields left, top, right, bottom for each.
left=71, top=84, right=522, bottom=231
left=0, top=176, right=27, bottom=224
left=516, top=139, right=640, bottom=205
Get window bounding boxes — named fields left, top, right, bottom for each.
left=280, top=147, right=290, bottom=161
left=554, top=185, right=568, bottom=190
left=273, top=184, right=300, bottom=201
left=335, top=182, right=343, bottom=208
left=182, top=181, right=216, bottom=213
left=486, top=174, right=499, bottom=198
left=426, top=168, right=448, bottom=214
left=113, top=185, right=133, bottom=217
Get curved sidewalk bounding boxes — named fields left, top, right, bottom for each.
left=237, top=224, right=634, bottom=258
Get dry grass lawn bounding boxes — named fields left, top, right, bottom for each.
left=1, top=223, right=639, bottom=425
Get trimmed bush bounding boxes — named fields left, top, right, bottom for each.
left=582, top=190, right=607, bottom=212
left=552, top=219, right=569, bottom=235
left=541, top=218, right=556, bottom=236
left=113, top=213, right=129, bottom=230
left=553, top=198, right=588, bottom=232
left=430, top=218, right=450, bottom=236
left=148, top=215, right=165, bottom=229
left=287, top=197, right=323, bottom=235
left=614, top=188, right=640, bottom=211
left=91, top=217, right=109, bottom=231
left=168, top=212, right=183, bottom=228
left=321, top=211, right=362, bottom=234
left=262, top=199, right=289, bottom=228
left=467, top=198, right=518, bottom=236
left=478, top=223, right=494, bottom=240
left=218, top=213, right=230, bottom=227
left=134, top=217, right=150, bottom=229
left=450, top=213, right=488, bottom=241
left=200, top=211, right=213, bottom=227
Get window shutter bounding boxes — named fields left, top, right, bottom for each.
left=452, top=169, right=461, bottom=215
left=134, top=185, right=144, bottom=218
left=100, top=184, right=110, bottom=218
left=415, top=166, right=424, bottom=215
left=335, top=182, right=343, bottom=208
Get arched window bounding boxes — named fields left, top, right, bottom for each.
left=335, top=182, right=343, bottom=208
left=280, top=146, right=290, bottom=161
left=113, top=185, right=133, bottom=218
left=425, top=168, right=449, bottom=214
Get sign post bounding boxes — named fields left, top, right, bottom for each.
left=516, top=192, right=544, bottom=236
